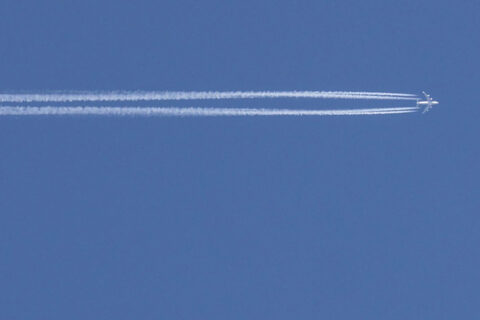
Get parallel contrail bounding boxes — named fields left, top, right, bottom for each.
left=0, top=91, right=418, bottom=103
left=0, top=106, right=419, bottom=116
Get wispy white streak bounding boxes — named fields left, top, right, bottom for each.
left=0, top=106, right=419, bottom=116
left=0, top=91, right=418, bottom=103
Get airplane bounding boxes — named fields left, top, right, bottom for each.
left=417, top=91, right=439, bottom=113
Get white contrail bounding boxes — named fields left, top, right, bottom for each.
left=0, top=91, right=418, bottom=103
left=336, top=91, right=416, bottom=97
left=0, top=106, right=419, bottom=116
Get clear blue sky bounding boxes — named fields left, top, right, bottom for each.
left=1, top=0, right=479, bottom=318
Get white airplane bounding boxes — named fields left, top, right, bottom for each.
left=417, top=91, right=439, bottom=113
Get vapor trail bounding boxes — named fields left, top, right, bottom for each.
left=0, top=106, right=419, bottom=116
left=0, top=91, right=418, bottom=103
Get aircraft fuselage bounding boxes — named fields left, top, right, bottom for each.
left=417, top=101, right=439, bottom=105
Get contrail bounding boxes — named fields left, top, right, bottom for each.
left=0, top=106, right=419, bottom=116
left=0, top=91, right=418, bottom=103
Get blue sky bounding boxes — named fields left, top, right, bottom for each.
left=0, top=0, right=479, bottom=318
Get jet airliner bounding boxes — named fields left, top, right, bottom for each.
left=417, top=91, right=439, bottom=113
